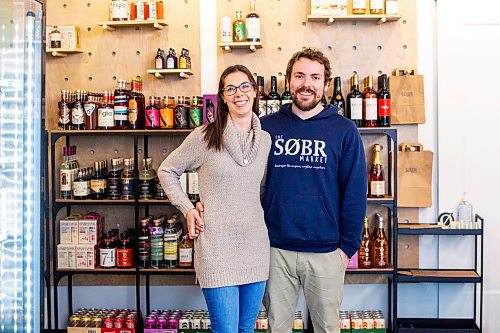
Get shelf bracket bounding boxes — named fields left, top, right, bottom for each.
left=154, top=72, right=164, bottom=79
left=179, top=72, right=189, bottom=79
left=327, top=17, right=335, bottom=25
left=249, top=44, right=257, bottom=52
left=153, top=22, right=163, bottom=30
left=377, top=17, right=387, bottom=25
left=51, top=51, right=67, bottom=57
left=102, top=24, right=116, bottom=31
left=224, top=45, right=232, bottom=52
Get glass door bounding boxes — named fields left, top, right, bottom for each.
left=0, top=0, right=43, bottom=331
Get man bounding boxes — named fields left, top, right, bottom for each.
left=260, top=48, right=367, bottom=333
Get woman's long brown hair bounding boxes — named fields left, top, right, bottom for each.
left=202, top=65, right=260, bottom=151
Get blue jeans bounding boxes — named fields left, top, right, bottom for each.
left=202, top=281, right=266, bottom=333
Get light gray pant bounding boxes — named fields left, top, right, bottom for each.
left=263, top=247, right=346, bottom=333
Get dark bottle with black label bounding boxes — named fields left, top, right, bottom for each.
left=138, top=218, right=151, bottom=269
left=330, top=76, right=345, bottom=116
left=346, top=74, right=363, bottom=127
left=90, top=161, right=108, bottom=200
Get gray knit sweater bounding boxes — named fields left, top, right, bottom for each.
left=158, top=113, right=271, bottom=288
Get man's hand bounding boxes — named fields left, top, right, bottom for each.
left=186, top=207, right=204, bottom=239
left=339, top=249, right=350, bottom=269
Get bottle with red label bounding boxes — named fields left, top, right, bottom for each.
left=377, top=74, right=391, bottom=127
left=145, top=96, right=160, bottom=129
left=129, top=77, right=145, bottom=129
left=117, top=232, right=134, bottom=268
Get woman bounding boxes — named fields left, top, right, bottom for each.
left=158, top=64, right=271, bottom=333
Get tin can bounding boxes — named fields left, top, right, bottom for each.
left=103, top=316, right=114, bottom=328
left=201, top=317, right=211, bottom=329
left=126, top=317, right=136, bottom=329
left=363, top=317, right=374, bottom=329
left=175, top=96, right=189, bottom=129
left=91, top=317, right=102, bottom=328
left=168, top=316, right=179, bottom=329
left=293, top=317, right=303, bottom=329
left=351, top=317, right=363, bottom=329
left=374, top=317, right=386, bottom=329
left=68, top=315, right=80, bottom=327
left=81, top=316, right=92, bottom=327
left=144, top=317, right=157, bottom=329
left=114, top=316, right=125, bottom=328
left=157, top=316, right=168, bottom=329
left=339, top=317, right=350, bottom=329
left=191, top=317, right=201, bottom=329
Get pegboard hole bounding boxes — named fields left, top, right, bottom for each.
left=277, top=47, right=282, bottom=52
left=185, top=0, right=189, bottom=3
left=403, top=44, right=408, bottom=49
left=184, top=24, right=189, bottom=29
left=277, top=22, right=282, bottom=27
left=112, top=51, right=116, bottom=56
left=377, top=45, right=383, bottom=50
left=353, top=70, right=358, bottom=75
left=88, top=76, right=93, bottom=81
left=302, top=46, right=307, bottom=51
left=87, top=3, right=91, bottom=7
left=378, top=70, right=383, bottom=75
left=112, top=76, right=117, bottom=81
left=114, top=149, right=119, bottom=154
left=302, top=22, right=306, bottom=27
left=403, top=20, right=407, bottom=24
left=89, top=150, right=95, bottom=155
left=253, top=72, right=257, bottom=77
left=327, top=45, right=332, bottom=51
left=136, top=51, right=141, bottom=55
left=161, top=149, right=168, bottom=154
left=88, top=52, right=92, bottom=57
left=138, top=149, right=143, bottom=155
left=63, top=4, right=67, bottom=8
left=87, top=27, right=92, bottom=32
left=135, top=27, right=140, bottom=31
left=404, top=244, right=410, bottom=250
left=352, top=45, right=357, bottom=51
left=278, top=72, right=283, bottom=76
left=352, top=21, right=357, bottom=26
left=64, top=77, right=69, bottom=82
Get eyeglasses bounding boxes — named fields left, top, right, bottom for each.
left=220, top=82, right=255, bottom=96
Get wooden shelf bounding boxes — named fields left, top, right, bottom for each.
left=97, top=19, right=167, bottom=31
left=398, top=269, right=481, bottom=283
left=146, top=69, right=194, bottom=79
left=347, top=265, right=394, bottom=275
left=140, top=268, right=195, bottom=274
left=307, top=14, right=402, bottom=25
left=397, top=318, right=480, bottom=333
left=57, top=268, right=136, bottom=274
left=46, top=48, right=84, bottom=57
left=218, top=42, right=263, bottom=52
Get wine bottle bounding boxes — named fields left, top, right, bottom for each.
left=330, top=76, right=345, bottom=116
left=377, top=74, right=391, bottom=127
left=267, top=76, right=281, bottom=115
left=346, top=74, right=363, bottom=127
left=368, top=144, right=385, bottom=198
left=363, top=75, right=378, bottom=127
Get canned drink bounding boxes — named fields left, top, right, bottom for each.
left=81, top=316, right=92, bottom=327
left=68, top=315, right=80, bottom=327
left=374, top=317, right=386, bottom=329
left=144, top=317, right=157, bottom=329
left=192, top=317, right=201, bottom=329
left=103, top=316, right=114, bottom=328
left=157, top=316, right=168, bottom=329
left=168, top=316, right=179, bottom=329
left=179, top=317, right=190, bottom=329
left=91, top=317, right=102, bottom=328
left=363, top=317, right=374, bottom=329
left=351, top=317, right=363, bottom=329
left=114, top=316, right=125, bottom=328
left=126, top=317, right=136, bottom=329
left=339, top=317, right=350, bottom=329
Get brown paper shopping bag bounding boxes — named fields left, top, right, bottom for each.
left=389, top=68, right=426, bottom=124
left=397, top=143, right=433, bottom=207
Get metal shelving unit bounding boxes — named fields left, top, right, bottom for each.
left=45, top=130, right=195, bottom=331
left=395, top=215, right=484, bottom=332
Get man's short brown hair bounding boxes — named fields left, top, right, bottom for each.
left=285, top=48, right=332, bottom=86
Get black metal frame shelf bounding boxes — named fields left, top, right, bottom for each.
left=46, top=129, right=194, bottom=331
left=397, top=318, right=480, bottom=333
left=394, top=215, right=484, bottom=332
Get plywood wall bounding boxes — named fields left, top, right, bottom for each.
left=46, top=0, right=420, bottom=287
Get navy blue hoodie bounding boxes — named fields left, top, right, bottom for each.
left=261, top=104, right=367, bottom=257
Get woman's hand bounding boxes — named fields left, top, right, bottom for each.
left=186, top=207, right=204, bottom=239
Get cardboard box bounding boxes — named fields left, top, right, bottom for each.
left=310, top=0, right=348, bottom=16
left=57, top=244, right=76, bottom=269
left=76, top=244, right=98, bottom=269
left=101, top=328, right=135, bottom=333
left=46, top=25, right=80, bottom=49
left=79, top=213, right=104, bottom=244
left=60, top=218, right=79, bottom=244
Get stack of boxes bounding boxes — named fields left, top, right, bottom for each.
left=58, top=212, right=104, bottom=269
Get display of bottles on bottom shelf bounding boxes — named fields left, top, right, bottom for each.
left=357, top=213, right=389, bottom=269
left=339, top=310, right=386, bottom=331
left=144, top=309, right=304, bottom=332
left=68, top=308, right=140, bottom=330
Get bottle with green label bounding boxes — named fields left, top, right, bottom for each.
left=233, top=11, right=246, bottom=42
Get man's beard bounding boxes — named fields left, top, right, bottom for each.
left=291, top=87, right=323, bottom=112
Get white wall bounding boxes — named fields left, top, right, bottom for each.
left=435, top=0, right=500, bottom=331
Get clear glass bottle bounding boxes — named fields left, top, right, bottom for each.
left=163, top=218, right=178, bottom=268
left=108, top=158, right=123, bottom=200
left=187, top=169, right=200, bottom=201
left=358, top=216, right=372, bottom=268
left=457, top=192, right=473, bottom=228
left=121, top=158, right=135, bottom=200
left=139, top=157, right=156, bottom=200
left=150, top=218, right=164, bottom=269
left=372, top=213, right=389, bottom=268
left=138, top=218, right=151, bottom=268
left=246, top=0, right=260, bottom=42
left=60, top=146, right=72, bottom=199
left=50, top=26, right=62, bottom=48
